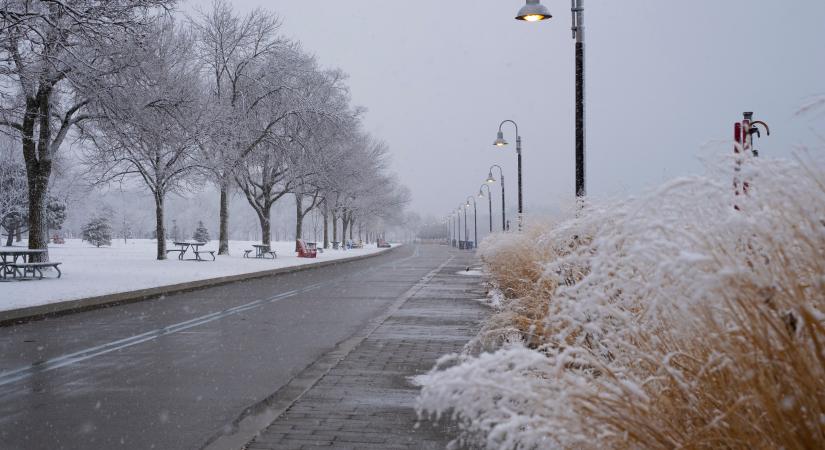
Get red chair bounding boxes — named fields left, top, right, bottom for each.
left=297, top=239, right=317, bottom=258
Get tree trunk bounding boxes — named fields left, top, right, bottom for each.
left=5, top=227, right=14, bottom=246
left=349, top=216, right=354, bottom=240
left=155, top=194, right=167, bottom=260
left=218, top=181, right=230, bottom=255
left=295, top=194, right=304, bottom=251
left=322, top=200, right=329, bottom=249
left=22, top=94, right=52, bottom=262
left=341, top=214, right=348, bottom=246
left=258, top=208, right=271, bottom=247
left=332, top=210, right=338, bottom=244
left=15, top=224, right=21, bottom=242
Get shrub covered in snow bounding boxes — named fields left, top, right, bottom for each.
left=192, top=221, right=210, bottom=243
left=81, top=215, right=112, bottom=248
left=417, top=152, right=825, bottom=449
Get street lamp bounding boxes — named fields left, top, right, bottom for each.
left=515, top=0, right=586, bottom=199
left=465, top=196, right=478, bottom=249
left=486, top=164, right=507, bottom=231
left=461, top=204, right=468, bottom=249
left=515, top=0, right=552, bottom=22
left=493, top=120, right=523, bottom=230
left=479, top=184, right=493, bottom=233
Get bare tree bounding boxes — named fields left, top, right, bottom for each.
left=84, top=19, right=202, bottom=260
left=0, top=0, right=174, bottom=259
left=190, top=0, right=289, bottom=254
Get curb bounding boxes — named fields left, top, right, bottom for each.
left=0, top=246, right=398, bottom=327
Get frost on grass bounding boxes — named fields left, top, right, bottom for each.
left=417, top=152, right=825, bottom=449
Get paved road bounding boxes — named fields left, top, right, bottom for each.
left=0, top=244, right=459, bottom=450
left=245, top=247, right=488, bottom=450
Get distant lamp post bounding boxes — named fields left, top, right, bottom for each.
left=461, top=204, right=468, bottom=249
left=516, top=0, right=586, bottom=199
left=493, top=120, right=523, bottom=230
left=486, top=164, right=506, bottom=231
left=465, top=197, right=478, bottom=249
left=446, top=215, right=453, bottom=246
left=455, top=209, right=461, bottom=248
left=479, top=184, right=492, bottom=233
left=515, top=0, right=552, bottom=22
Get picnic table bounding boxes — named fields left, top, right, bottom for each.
left=167, top=241, right=214, bottom=261
left=0, top=248, right=60, bottom=279
left=244, top=244, right=277, bottom=259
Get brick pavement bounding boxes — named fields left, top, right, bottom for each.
left=243, top=251, right=488, bottom=450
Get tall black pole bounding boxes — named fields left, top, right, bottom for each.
left=500, top=173, right=506, bottom=231
left=454, top=213, right=458, bottom=247
left=516, top=135, right=523, bottom=230
left=456, top=212, right=461, bottom=248
left=573, top=0, right=586, bottom=198
left=487, top=191, right=492, bottom=232
left=478, top=188, right=493, bottom=234
left=463, top=206, right=468, bottom=249
left=473, top=201, right=477, bottom=248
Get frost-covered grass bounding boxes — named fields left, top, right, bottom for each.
left=417, top=152, right=825, bottom=449
left=0, top=239, right=391, bottom=313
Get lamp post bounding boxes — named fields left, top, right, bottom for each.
left=466, top=196, right=478, bottom=249
left=446, top=215, right=452, bottom=246
left=456, top=208, right=462, bottom=247
left=486, top=165, right=507, bottom=231
left=462, top=204, right=468, bottom=249
left=494, top=120, right=523, bottom=230
left=479, top=184, right=493, bottom=233
left=516, top=0, right=586, bottom=199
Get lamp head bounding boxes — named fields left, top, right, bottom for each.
left=486, top=171, right=496, bottom=183
left=493, top=131, right=508, bottom=147
left=516, top=0, right=552, bottom=22
left=478, top=190, right=484, bottom=198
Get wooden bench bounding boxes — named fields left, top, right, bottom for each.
left=266, top=250, right=277, bottom=259
left=194, top=250, right=216, bottom=261
left=6, top=262, right=62, bottom=279
left=165, top=249, right=186, bottom=260
left=243, top=249, right=252, bottom=258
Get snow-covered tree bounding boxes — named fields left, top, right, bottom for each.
left=191, top=0, right=287, bottom=254
left=84, top=19, right=203, bottom=260
left=0, top=143, right=27, bottom=246
left=1, top=142, right=68, bottom=245
left=192, top=221, right=210, bottom=243
left=0, top=0, right=174, bottom=259
left=82, top=216, right=112, bottom=248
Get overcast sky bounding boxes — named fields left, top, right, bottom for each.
left=182, top=0, right=825, bottom=217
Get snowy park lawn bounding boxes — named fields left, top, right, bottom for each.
left=0, top=239, right=392, bottom=313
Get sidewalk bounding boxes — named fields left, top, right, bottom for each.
left=241, top=251, right=489, bottom=450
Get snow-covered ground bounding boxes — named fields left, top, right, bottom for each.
left=0, top=239, right=392, bottom=313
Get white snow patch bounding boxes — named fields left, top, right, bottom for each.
left=0, top=239, right=393, bottom=313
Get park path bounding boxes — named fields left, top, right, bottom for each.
left=242, top=249, right=489, bottom=450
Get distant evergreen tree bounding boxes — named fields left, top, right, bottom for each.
left=192, top=221, right=210, bottom=243
left=81, top=216, right=112, bottom=247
